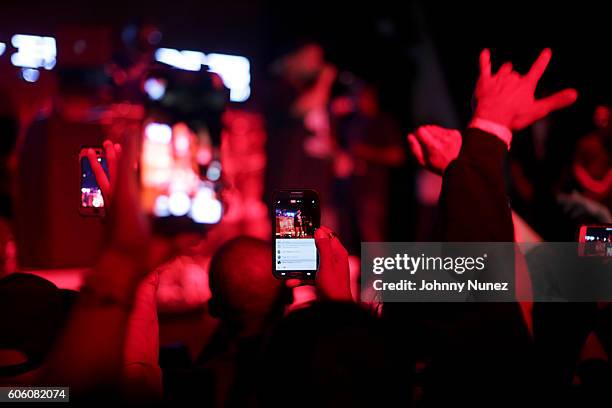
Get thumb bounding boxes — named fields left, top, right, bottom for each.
left=534, top=88, right=578, bottom=118
left=314, top=226, right=333, bottom=259
left=407, top=133, right=425, bottom=166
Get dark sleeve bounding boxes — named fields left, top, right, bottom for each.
left=438, top=127, right=514, bottom=242
left=431, top=129, right=535, bottom=404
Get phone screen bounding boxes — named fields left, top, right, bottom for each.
left=80, top=151, right=108, bottom=210
left=579, top=225, right=612, bottom=257
left=273, top=190, right=320, bottom=278
left=140, top=122, right=223, bottom=227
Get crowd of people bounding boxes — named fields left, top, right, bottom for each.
left=0, top=38, right=611, bottom=407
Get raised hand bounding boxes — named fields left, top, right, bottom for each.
left=87, top=140, right=122, bottom=205
left=286, top=225, right=353, bottom=302
left=100, top=135, right=173, bottom=282
left=313, top=226, right=352, bottom=301
left=407, top=125, right=462, bottom=175
left=474, top=48, right=578, bottom=131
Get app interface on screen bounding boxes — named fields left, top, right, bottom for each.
left=583, top=226, right=612, bottom=257
left=275, top=198, right=318, bottom=273
left=81, top=155, right=108, bottom=208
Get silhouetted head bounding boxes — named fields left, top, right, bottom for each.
left=208, top=237, right=287, bottom=328
left=0, top=273, right=76, bottom=382
left=276, top=42, right=325, bottom=87
left=260, top=302, right=413, bottom=407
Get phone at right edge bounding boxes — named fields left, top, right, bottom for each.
left=578, top=224, right=612, bottom=257
left=273, top=189, right=320, bottom=279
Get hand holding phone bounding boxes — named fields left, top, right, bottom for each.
left=79, top=141, right=122, bottom=217
left=284, top=226, right=353, bottom=302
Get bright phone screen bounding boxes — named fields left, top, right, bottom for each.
left=80, top=154, right=108, bottom=209
left=140, top=122, right=223, bottom=224
left=580, top=226, right=612, bottom=257
left=274, top=195, right=319, bottom=276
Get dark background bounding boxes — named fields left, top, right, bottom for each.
left=1, top=0, right=610, bottom=124
left=1, top=0, right=609, bottom=266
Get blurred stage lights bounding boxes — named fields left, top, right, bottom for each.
left=145, top=122, right=172, bottom=144
left=144, top=78, right=167, bottom=100
left=155, top=48, right=204, bottom=72
left=21, top=68, right=40, bottom=83
left=11, top=34, right=56, bottom=70
left=191, top=187, right=223, bottom=224
left=154, top=188, right=222, bottom=224
left=154, top=47, right=251, bottom=102
left=168, top=191, right=191, bottom=216
left=1, top=34, right=250, bottom=102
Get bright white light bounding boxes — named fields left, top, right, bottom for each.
left=174, top=132, right=190, bottom=155
left=144, top=78, right=166, bottom=100
left=153, top=48, right=251, bottom=102
left=154, top=195, right=171, bottom=217
left=145, top=123, right=172, bottom=144
left=21, top=68, right=40, bottom=83
left=92, top=195, right=104, bottom=208
left=191, top=188, right=222, bottom=224
left=206, top=160, right=222, bottom=181
left=205, top=53, right=251, bottom=102
left=168, top=191, right=191, bottom=216
left=154, top=48, right=204, bottom=71
left=11, top=34, right=56, bottom=70
left=0, top=43, right=5, bottom=56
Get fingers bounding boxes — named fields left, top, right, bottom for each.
left=87, top=148, right=110, bottom=200
left=479, top=48, right=491, bottom=81
left=111, top=134, right=140, bottom=223
left=526, top=48, right=552, bottom=84
left=314, top=225, right=334, bottom=256
left=407, top=133, right=425, bottom=166
left=103, top=140, right=118, bottom=186
left=285, top=278, right=302, bottom=288
left=507, top=71, right=521, bottom=85
left=316, top=225, right=348, bottom=263
left=534, top=88, right=578, bottom=118
left=117, top=135, right=138, bottom=185
left=496, top=62, right=513, bottom=78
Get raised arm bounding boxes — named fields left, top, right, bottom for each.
left=440, top=48, right=577, bottom=242
left=41, top=136, right=170, bottom=400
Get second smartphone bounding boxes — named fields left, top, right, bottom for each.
left=273, top=189, right=320, bottom=279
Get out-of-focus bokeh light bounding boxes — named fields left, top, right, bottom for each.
left=153, top=195, right=171, bottom=217
left=168, top=191, right=191, bottom=216
left=154, top=47, right=251, bottom=102
left=154, top=47, right=204, bottom=72
left=190, top=186, right=223, bottom=224
left=21, top=68, right=40, bottom=83
left=11, top=34, right=56, bottom=70
left=205, top=53, right=251, bottom=102
left=145, top=122, right=172, bottom=144
left=206, top=160, right=222, bottom=181
left=144, top=78, right=167, bottom=100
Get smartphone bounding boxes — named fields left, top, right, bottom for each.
left=79, top=147, right=108, bottom=217
left=140, top=121, right=223, bottom=234
left=578, top=224, right=612, bottom=257
left=273, top=189, right=320, bottom=279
